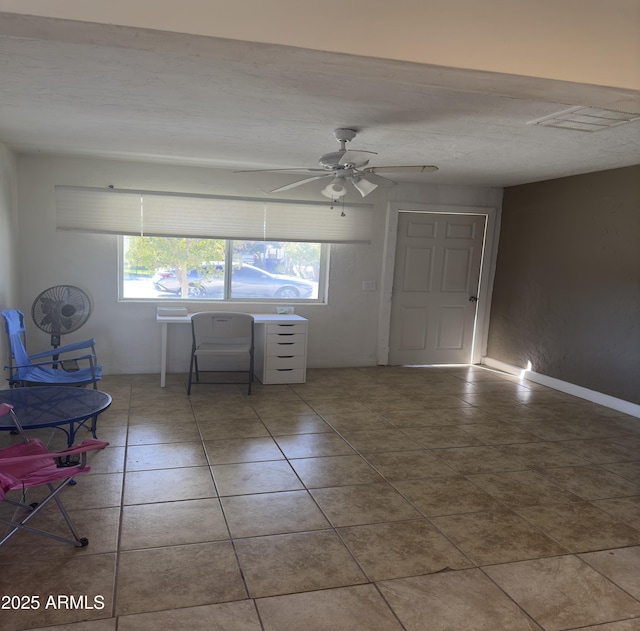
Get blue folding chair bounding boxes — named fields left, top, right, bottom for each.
left=1, top=310, right=102, bottom=389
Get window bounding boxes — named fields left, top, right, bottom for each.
left=56, top=185, right=371, bottom=303
left=121, top=236, right=325, bottom=301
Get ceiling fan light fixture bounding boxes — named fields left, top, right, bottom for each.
left=321, top=178, right=348, bottom=199
left=351, top=176, right=378, bottom=197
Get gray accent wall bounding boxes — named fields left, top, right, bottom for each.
left=487, top=165, right=640, bottom=405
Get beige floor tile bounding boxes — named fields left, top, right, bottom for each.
left=203, top=436, right=284, bottom=464
left=393, top=475, right=504, bottom=516
left=86, top=446, right=125, bottom=474
left=120, top=498, right=229, bottom=549
left=212, top=460, right=303, bottom=496
left=378, top=568, right=542, bottom=631
left=260, top=414, right=333, bottom=435
left=555, top=438, right=640, bottom=464
left=290, top=454, right=385, bottom=488
left=516, top=502, right=640, bottom=552
left=125, top=441, right=207, bottom=471
left=431, top=508, right=568, bottom=565
left=27, top=620, right=117, bottom=631
left=92, top=424, right=128, bottom=446
left=128, top=402, right=195, bottom=424
left=118, top=600, right=261, bottom=631
left=126, top=421, right=201, bottom=445
left=538, top=465, right=640, bottom=500
left=123, top=466, right=216, bottom=504
left=221, top=490, right=330, bottom=537
left=484, top=555, right=640, bottom=631
left=256, top=585, right=405, bottom=631
left=568, top=621, right=640, bottom=630
left=401, top=426, right=483, bottom=448
left=310, top=482, right=420, bottom=527
left=234, top=530, right=366, bottom=598
left=59, top=472, right=123, bottom=510
left=0, top=553, right=116, bottom=631
left=458, top=421, right=541, bottom=445
left=274, top=432, right=356, bottom=458
left=358, top=396, right=426, bottom=412
left=340, top=428, right=421, bottom=453
left=498, top=440, right=591, bottom=467
left=522, top=419, right=612, bottom=441
left=116, top=541, right=246, bottom=615
left=245, top=384, right=301, bottom=401
left=308, top=398, right=371, bottom=416
left=459, top=393, right=522, bottom=408
left=320, top=411, right=394, bottom=432
left=193, top=404, right=258, bottom=422
left=412, top=394, right=474, bottom=408
left=339, top=519, right=473, bottom=580
left=382, top=406, right=497, bottom=426
left=0, top=506, right=120, bottom=561
left=251, top=400, right=317, bottom=418
left=592, top=496, right=640, bottom=529
left=435, top=445, right=526, bottom=474
left=363, top=449, right=458, bottom=480
left=602, top=462, right=640, bottom=485
left=466, top=469, right=583, bottom=507
left=196, top=417, right=268, bottom=440
left=580, top=546, right=640, bottom=600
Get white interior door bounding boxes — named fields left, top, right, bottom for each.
left=389, top=212, right=486, bottom=365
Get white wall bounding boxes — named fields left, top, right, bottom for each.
left=0, top=143, right=18, bottom=386
left=16, top=153, right=500, bottom=375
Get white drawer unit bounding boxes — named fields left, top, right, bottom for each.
left=253, top=316, right=308, bottom=384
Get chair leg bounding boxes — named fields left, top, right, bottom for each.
left=187, top=354, right=194, bottom=395
left=248, top=350, right=254, bottom=395
left=0, top=481, right=88, bottom=548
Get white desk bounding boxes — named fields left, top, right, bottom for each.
left=156, top=313, right=308, bottom=387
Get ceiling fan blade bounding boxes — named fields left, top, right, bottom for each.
left=270, top=174, right=333, bottom=193
left=339, top=150, right=377, bottom=167
left=360, top=172, right=397, bottom=188
left=235, top=167, right=326, bottom=174
left=365, top=165, right=439, bottom=174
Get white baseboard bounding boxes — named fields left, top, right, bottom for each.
left=481, top=356, right=640, bottom=419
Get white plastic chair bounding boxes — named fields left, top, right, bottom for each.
left=187, top=312, right=254, bottom=395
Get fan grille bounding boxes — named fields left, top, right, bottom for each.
left=32, top=285, right=91, bottom=336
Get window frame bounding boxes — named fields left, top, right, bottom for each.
left=118, top=236, right=330, bottom=304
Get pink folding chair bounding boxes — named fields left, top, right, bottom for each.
left=0, top=403, right=109, bottom=548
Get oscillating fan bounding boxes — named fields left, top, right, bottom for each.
left=31, top=285, right=92, bottom=348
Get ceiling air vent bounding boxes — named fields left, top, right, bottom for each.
left=529, top=106, right=640, bottom=132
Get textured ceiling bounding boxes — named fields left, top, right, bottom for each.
left=0, top=13, right=639, bottom=188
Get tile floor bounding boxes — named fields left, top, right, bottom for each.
left=1, top=366, right=640, bottom=630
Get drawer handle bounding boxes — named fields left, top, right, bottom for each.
left=276, top=355, right=294, bottom=359
left=277, top=324, right=295, bottom=327
left=275, top=368, right=294, bottom=372
left=276, top=333, right=295, bottom=336
left=276, top=342, right=295, bottom=346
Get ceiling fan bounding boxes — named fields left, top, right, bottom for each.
left=237, top=128, right=438, bottom=199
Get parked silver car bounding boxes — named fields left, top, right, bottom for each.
left=152, top=265, right=315, bottom=299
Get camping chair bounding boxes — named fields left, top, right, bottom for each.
left=0, top=403, right=109, bottom=548
left=2, top=309, right=102, bottom=389
left=187, top=312, right=254, bottom=395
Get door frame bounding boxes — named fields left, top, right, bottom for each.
left=378, top=201, right=502, bottom=366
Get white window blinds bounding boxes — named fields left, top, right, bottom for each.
left=55, top=186, right=373, bottom=244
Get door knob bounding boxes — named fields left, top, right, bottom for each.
left=469, top=296, right=478, bottom=303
